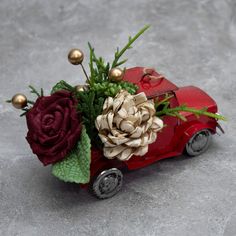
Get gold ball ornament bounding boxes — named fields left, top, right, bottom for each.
left=75, top=84, right=89, bottom=92
left=108, top=68, right=124, bottom=82
left=68, top=49, right=84, bottom=65
left=11, top=94, right=28, bottom=109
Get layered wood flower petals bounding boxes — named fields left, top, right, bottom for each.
left=95, top=90, right=163, bottom=161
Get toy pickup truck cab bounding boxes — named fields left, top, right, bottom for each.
left=87, top=67, right=222, bottom=199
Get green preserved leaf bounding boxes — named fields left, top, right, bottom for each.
left=51, top=80, right=74, bottom=94
left=52, top=126, right=91, bottom=184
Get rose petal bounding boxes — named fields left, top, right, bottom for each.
left=113, top=116, right=123, bottom=129
left=134, top=145, right=148, bottom=156
left=125, top=138, right=142, bottom=147
left=116, top=148, right=134, bottom=161
left=107, top=112, right=114, bottom=131
left=121, top=99, right=135, bottom=115
left=120, top=120, right=135, bottom=133
left=104, top=145, right=127, bottom=159
left=139, top=108, right=150, bottom=122
left=151, top=116, right=164, bottom=132
left=108, top=134, right=130, bottom=145
left=147, top=131, right=157, bottom=144
left=125, top=114, right=141, bottom=126
left=110, top=128, right=126, bottom=137
left=140, top=133, right=149, bottom=146
left=113, top=99, right=123, bottom=113
left=117, top=108, right=128, bottom=119
left=96, top=115, right=110, bottom=131
left=133, top=92, right=147, bottom=105
left=103, top=97, right=113, bottom=111
left=141, top=117, right=153, bottom=133
left=98, top=134, right=116, bottom=147
left=130, top=126, right=145, bottom=138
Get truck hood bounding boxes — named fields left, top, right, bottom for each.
left=174, top=86, right=217, bottom=113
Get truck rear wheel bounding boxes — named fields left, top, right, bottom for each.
left=185, top=129, right=212, bottom=156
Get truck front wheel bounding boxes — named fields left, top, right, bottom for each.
left=91, top=168, right=123, bottom=199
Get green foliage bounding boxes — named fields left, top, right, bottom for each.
left=155, top=94, right=226, bottom=121
left=88, top=42, right=110, bottom=85
left=112, top=25, right=150, bottom=68
left=91, top=81, right=138, bottom=97
left=76, top=27, right=149, bottom=143
left=29, top=85, right=42, bottom=97
left=88, top=25, right=150, bottom=86
left=40, top=88, right=44, bottom=96
left=76, top=90, right=104, bottom=145
left=51, top=80, right=75, bottom=94
left=52, top=126, right=91, bottom=184
left=20, top=108, right=30, bottom=117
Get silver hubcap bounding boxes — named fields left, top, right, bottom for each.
left=93, top=168, right=123, bottom=199
left=100, top=175, right=118, bottom=192
left=186, top=129, right=212, bottom=156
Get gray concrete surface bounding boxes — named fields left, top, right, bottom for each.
left=0, top=0, right=235, bottom=235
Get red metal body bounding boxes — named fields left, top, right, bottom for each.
left=87, top=67, right=218, bottom=182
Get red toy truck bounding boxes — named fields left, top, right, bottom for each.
left=85, top=67, right=223, bottom=199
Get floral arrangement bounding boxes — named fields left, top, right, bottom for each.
left=8, top=26, right=225, bottom=184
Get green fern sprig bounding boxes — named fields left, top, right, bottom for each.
left=111, top=25, right=150, bottom=68
left=88, top=42, right=110, bottom=84
left=155, top=95, right=226, bottom=121
left=29, top=85, right=41, bottom=97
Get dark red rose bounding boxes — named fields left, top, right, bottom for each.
left=26, top=90, right=82, bottom=165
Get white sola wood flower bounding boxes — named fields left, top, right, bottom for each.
left=95, top=90, right=163, bottom=161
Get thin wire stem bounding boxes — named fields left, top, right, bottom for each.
left=80, top=63, right=90, bottom=84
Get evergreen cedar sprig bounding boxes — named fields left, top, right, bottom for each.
left=29, top=85, right=41, bottom=97
left=40, top=88, right=44, bottom=97
left=87, top=43, right=138, bottom=95
left=88, top=42, right=110, bottom=85
left=20, top=108, right=29, bottom=117
left=155, top=94, right=226, bottom=121
left=112, top=25, right=150, bottom=68
left=76, top=90, right=104, bottom=146
left=157, top=105, right=226, bottom=121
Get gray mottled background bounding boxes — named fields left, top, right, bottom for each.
left=0, top=0, right=235, bottom=235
